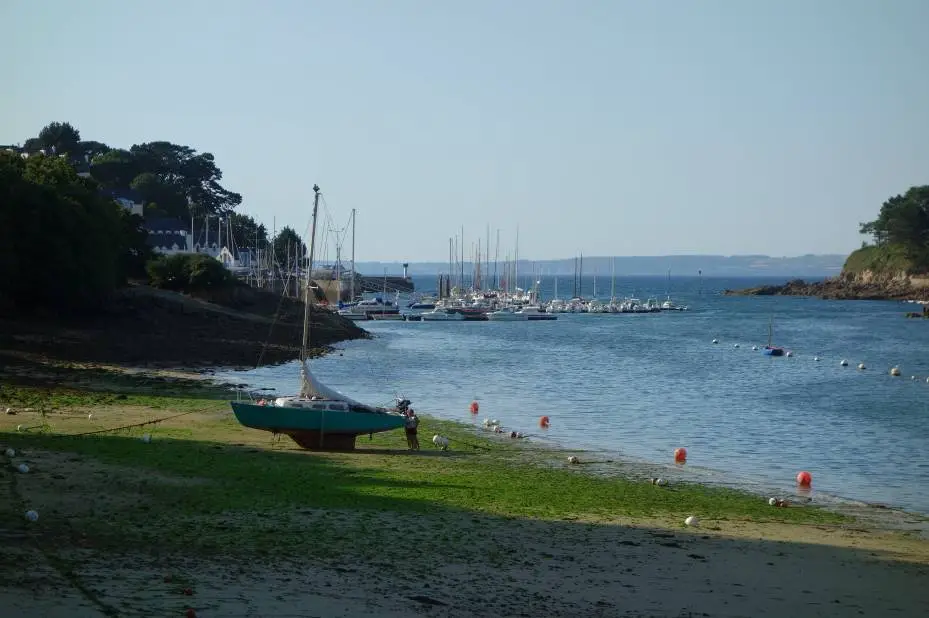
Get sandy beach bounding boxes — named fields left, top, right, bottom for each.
left=1, top=388, right=928, bottom=618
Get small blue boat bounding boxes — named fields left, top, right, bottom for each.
left=229, top=184, right=410, bottom=451
left=762, top=316, right=785, bottom=356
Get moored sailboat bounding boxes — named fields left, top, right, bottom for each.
left=229, top=184, right=408, bottom=450
left=762, top=316, right=785, bottom=356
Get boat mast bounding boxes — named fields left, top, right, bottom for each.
left=350, top=208, right=356, bottom=302
left=611, top=257, right=615, bottom=302
left=301, top=184, right=321, bottom=363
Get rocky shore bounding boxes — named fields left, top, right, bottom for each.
left=0, top=283, right=367, bottom=369
left=724, top=274, right=929, bottom=301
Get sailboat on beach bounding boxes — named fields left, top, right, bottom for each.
left=762, top=316, right=785, bottom=357
left=229, top=184, right=408, bottom=450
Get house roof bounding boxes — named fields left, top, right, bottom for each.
left=145, top=217, right=188, bottom=232
left=147, top=233, right=188, bottom=249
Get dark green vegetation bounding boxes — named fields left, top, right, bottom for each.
left=0, top=150, right=149, bottom=313
left=146, top=253, right=236, bottom=293
left=0, top=377, right=847, bottom=561
left=854, top=185, right=929, bottom=275
left=2, top=121, right=317, bottom=310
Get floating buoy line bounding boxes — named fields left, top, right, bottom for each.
left=711, top=339, right=922, bottom=381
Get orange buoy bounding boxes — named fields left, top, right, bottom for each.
left=796, top=471, right=812, bottom=487
left=470, top=401, right=479, bottom=414
left=539, top=415, right=550, bottom=428
left=674, top=447, right=687, bottom=463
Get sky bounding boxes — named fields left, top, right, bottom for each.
left=2, top=0, right=928, bottom=263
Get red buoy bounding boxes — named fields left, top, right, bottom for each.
left=796, top=471, right=812, bottom=487
left=539, top=415, right=550, bottom=428
left=674, top=447, right=687, bottom=463
left=470, top=401, right=479, bottom=414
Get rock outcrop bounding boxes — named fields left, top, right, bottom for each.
left=724, top=271, right=929, bottom=301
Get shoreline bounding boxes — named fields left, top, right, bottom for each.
left=218, top=366, right=929, bottom=529
left=2, top=366, right=929, bottom=616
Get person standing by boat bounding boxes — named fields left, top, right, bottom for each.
left=404, top=410, right=420, bottom=451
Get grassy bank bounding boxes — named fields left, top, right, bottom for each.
left=0, top=375, right=851, bottom=565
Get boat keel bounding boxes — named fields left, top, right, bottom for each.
left=285, top=430, right=358, bottom=451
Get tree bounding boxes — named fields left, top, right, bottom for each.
left=146, top=253, right=234, bottom=292
left=89, top=149, right=138, bottom=188
left=0, top=151, right=150, bottom=313
left=130, top=172, right=189, bottom=219
left=860, top=186, right=929, bottom=247
left=228, top=212, right=268, bottom=249
left=129, top=142, right=242, bottom=215
left=271, top=226, right=307, bottom=269
left=36, top=121, right=82, bottom=155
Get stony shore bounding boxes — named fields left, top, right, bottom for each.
left=723, top=276, right=928, bottom=301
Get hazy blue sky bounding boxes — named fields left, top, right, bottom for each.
left=3, top=1, right=927, bottom=262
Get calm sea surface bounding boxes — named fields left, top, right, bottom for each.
left=217, top=276, right=929, bottom=515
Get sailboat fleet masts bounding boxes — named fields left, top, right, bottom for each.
left=301, top=184, right=321, bottom=363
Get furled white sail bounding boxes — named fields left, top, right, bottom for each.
left=299, top=359, right=379, bottom=412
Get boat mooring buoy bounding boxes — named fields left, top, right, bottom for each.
left=858, top=363, right=866, bottom=370
left=814, top=356, right=820, bottom=362
left=712, top=339, right=719, bottom=344
left=890, top=366, right=901, bottom=376
left=840, top=359, right=849, bottom=367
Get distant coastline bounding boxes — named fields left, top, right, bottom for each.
left=354, top=254, right=846, bottom=277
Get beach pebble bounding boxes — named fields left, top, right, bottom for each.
left=25, top=510, right=38, bottom=522
left=17, top=463, right=29, bottom=474
left=4, top=448, right=14, bottom=458
left=684, top=515, right=699, bottom=527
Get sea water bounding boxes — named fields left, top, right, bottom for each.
left=218, top=276, right=929, bottom=515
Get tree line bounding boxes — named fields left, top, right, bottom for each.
left=859, top=185, right=929, bottom=269
left=1, top=121, right=308, bottom=313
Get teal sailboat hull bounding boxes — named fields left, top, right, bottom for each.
left=230, top=400, right=406, bottom=450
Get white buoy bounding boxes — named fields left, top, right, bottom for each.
left=87, top=413, right=93, bottom=420
left=141, top=433, right=152, bottom=443
left=4, top=448, right=14, bottom=458
left=768, top=497, right=778, bottom=506
left=16, top=463, right=29, bottom=474
left=786, top=351, right=793, bottom=358
left=712, top=339, right=719, bottom=344
left=655, top=478, right=667, bottom=486
left=890, top=366, right=901, bottom=376
left=25, top=510, right=38, bottom=522
left=912, top=376, right=917, bottom=381
left=734, top=343, right=740, bottom=348
left=751, top=345, right=758, bottom=351
left=814, top=356, right=820, bottom=362
left=15, top=425, right=22, bottom=432
left=684, top=515, right=700, bottom=527
left=568, top=456, right=579, bottom=464
left=840, top=359, right=848, bottom=366
left=858, top=363, right=866, bottom=370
